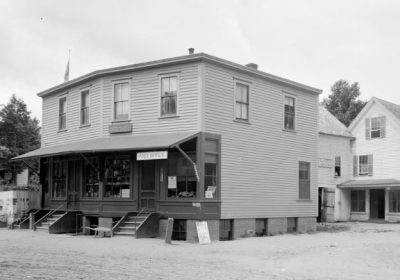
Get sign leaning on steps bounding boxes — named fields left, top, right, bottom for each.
left=195, top=221, right=211, bottom=245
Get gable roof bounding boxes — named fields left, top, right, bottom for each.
left=318, top=106, right=353, bottom=138
left=37, top=53, right=322, bottom=97
left=374, top=97, right=400, bottom=121
left=348, top=97, right=400, bottom=131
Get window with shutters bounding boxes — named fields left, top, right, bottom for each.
left=354, top=154, right=373, bottom=176
left=366, top=116, right=386, bottom=139
left=299, top=161, right=311, bottom=200
left=351, top=190, right=366, bottom=212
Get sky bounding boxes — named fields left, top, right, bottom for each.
left=1, top=0, right=400, bottom=124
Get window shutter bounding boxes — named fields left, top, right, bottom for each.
left=367, top=154, right=373, bottom=176
left=353, top=155, right=358, bottom=177
left=365, top=118, right=370, bottom=139
left=380, top=116, right=386, bottom=138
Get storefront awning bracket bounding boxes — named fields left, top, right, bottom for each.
left=174, top=145, right=200, bottom=182
left=79, top=153, right=100, bottom=173
left=21, top=159, right=40, bottom=176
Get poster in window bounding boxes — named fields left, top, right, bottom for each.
left=121, top=189, right=130, bottom=198
left=205, top=186, right=216, bottom=198
left=168, top=176, right=177, bottom=189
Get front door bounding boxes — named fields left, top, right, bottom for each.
left=67, top=160, right=81, bottom=210
left=139, top=160, right=156, bottom=211
left=370, top=189, right=385, bottom=219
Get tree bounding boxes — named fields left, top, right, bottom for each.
left=0, top=95, right=41, bottom=183
left=322, top=79, right=367, bottom=127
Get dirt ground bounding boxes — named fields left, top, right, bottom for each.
left=1, top=222, right=400, bottom=280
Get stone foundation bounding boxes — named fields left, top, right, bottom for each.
left=297, top=217, right=316, bottom=233
left=232, top=219, right=256, bottom=239
left=267, top=218, right=287, bottom=235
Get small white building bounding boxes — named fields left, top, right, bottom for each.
left=319, top=97, right=400, bottom=223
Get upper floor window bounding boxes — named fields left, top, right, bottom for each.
left=334, top=156, right=341, bottom=177
left=299, top=161, right=310, bottom=200
left=284, top=96, right=295, bottom=130
left=161, top=76, right=178, bottom=116
left=80, top=89, right=90, bottom=125
left=353, top=154, right=373, bottom=176
left=114, top=82, right=129, bottom=121
left=235, top=83, right=249, bottom=121
left=365, top=116, right=386, bottom=139
left=59, top=97, right=67, bottom=130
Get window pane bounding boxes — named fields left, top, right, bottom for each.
left=242, top=87, right=248, bottom=103
left=168, top=151, right=196, bottom=198
left=104, top=158, right=131, bottom=198
left=121, top=83, right=129, bottom=100
left=235, top=103, right=241, bottom=119
left=81, top=90, right=89, bottom=107
left=241, top=104, right=248, bottom=120
left=161, top=77, right=170, bottom=95
left=169, top=77, right=178, bottom=91
left=114, top=84, right=122, bottom=101
left=83, top=158, right=99, bottom=198
left=235, top=85, right=242, bottom=101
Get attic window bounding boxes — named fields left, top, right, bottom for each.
left=366, top=116, right=386, bottom=139
left=371, top=117, right=382, bottom=138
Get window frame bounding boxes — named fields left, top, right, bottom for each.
left=159, top=74, right=180, bottom=117
left=80, top=88, right=90, bottom=126
left=298, top=161, right=311, bottom=200
left=52, top=159, right=67, bottom=199
left=334, top=156, right=341, bottom=177
left=81, top=157, right=100, bottom=199
left=284, top=95, right=296, bottom=131
left=351, top=190, right=366, bottom=212
left=234, top=80, right=250, bottom=122
left=58, top=96, right=67, bottom=131
left=103, top=156, right=132, bottom=199
left=370, top=116, right=382, bottom=139
left=112, top=80, right=130, bottom=122
left=389, top=189, right=400, bottom=213
left=359, top=155, right=369, bottom=175
left=167, top=151, right=197, bottom=199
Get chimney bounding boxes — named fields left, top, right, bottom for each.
left=188, top=48, right=195, bottom=55
left=245, top=63, right=258, bottom=70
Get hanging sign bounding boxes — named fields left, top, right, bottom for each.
left=137, top=151, right=168, bottom=161
left=195, top=221, right=211, bottom=245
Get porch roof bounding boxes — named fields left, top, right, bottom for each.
left=12, top=131, right=199, bottom=161
left=338, top=179, right=400, bottom=189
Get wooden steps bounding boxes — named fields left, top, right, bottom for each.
left=35, top=212, right=65, bottom=232
left=113, top=212, right=151, bottom=237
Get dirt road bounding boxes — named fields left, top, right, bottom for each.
left=1, top=222, right=400, bottom=280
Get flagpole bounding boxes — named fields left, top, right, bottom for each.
left=64, top=49, right=71, bottom=83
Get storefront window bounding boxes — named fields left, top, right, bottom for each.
left=82, top=158, right=99, bottom=198
left=53, top=160, right=67, bottom=198
left=389, top=190, right=400, bottom=213
left=168, top=152, right=196, bottom=198
left=204, top=154, right=217, bottom=199
left=104, top=157, right=131, bottom=198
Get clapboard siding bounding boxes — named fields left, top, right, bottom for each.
left=101, top=63, right=200, bottom=135
left=203, top=62, right=318, bottom=219
left=318, top=134, right=353, bottom=187
left=351, top=104, right=400, bottom=180
left=41, top=63, right=200, bottom=148
left=41, top=80, right=102, bottom=147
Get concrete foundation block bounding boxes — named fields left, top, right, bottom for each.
left=297, top=217, right=316, bottom=233
left=159, top=219, right=169, bottom=239
left=233, top=218, right=256, bottom=239
left=267, top=218, right=287, bottom=235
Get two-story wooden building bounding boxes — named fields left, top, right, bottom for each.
left=338, top=97, right=400, bottom=222
left=14, top=50, right=321, bottom=240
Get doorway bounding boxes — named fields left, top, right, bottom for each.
left=369, top=189, right=385, bottom=219
left=139, top=160, right=156, bottom=211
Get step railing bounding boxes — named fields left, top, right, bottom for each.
left=134, top=208, right=147, bottom=233
left=33, top=204, right=65, bottom=230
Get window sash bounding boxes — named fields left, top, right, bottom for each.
left=114, top=83, right=129, bottom=120
left=389, top=190, right=400, bottom=213
left=298, top=161, right=310, bottom=199
left=284, top=97, right=295, bottom=130
left=359, top=155, right=368, bottom=175
left=59, top=98, right=67, bottom=130
left=161, top=76, right=178, bottom=116
left=81, top=90, right=90, bottom=125
left=235, top=83, right=249, bottom=121
left=52, top=160, right=67, bottom=198
left=104, top=157, right=131, bottom=198
left=82, top=158, right=99, bottom=198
